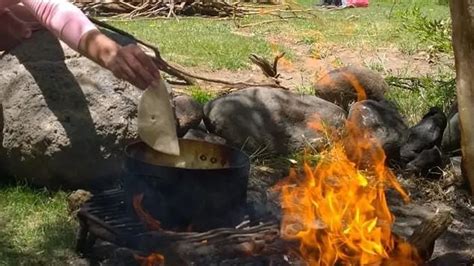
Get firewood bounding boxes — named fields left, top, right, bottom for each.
left=249, top=53, right=284, bottom=79
left=132, top=222, right=286, bottom=263
left=407, top=211, right=453, bottom=260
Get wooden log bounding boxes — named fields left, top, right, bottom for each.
left=131, top=222, right=286, bottom=264
left=408, top=211, right=453, bottom=260
left=449, top=0, right=474, bottom=195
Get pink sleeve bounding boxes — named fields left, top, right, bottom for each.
left=20, top=0, right=97, bottom=50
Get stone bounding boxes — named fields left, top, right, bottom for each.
left=442, top=112, right=461, bottom=155
left=313, top=66, right=389, bottom=111
left=347, top=100, right=409, bottom=161
left=203, top=87, right=347, bottom=155
left=428, top=252, right=474, bottom=266
left=67, top=189, right=92, bottom=215
left=183, top=128, right=227, bottom=146
left=0, top=30, right=142, bottom=188
left=173, top=95, right=203, bottom=137
left=400, top=107, right=447, bottom=163
left=404, top=146, right=445, bottom=178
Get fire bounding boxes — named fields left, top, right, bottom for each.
left=133, top=193, right=161, bottom=231
left=341, top=72, right=367, bottom=102
left=133, top=194, right=165, bottom=266
left=276, top=111, right=421, bottom=264
left=134, top=252, right=165, bottom=266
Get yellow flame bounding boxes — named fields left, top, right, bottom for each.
left=275, top=75, right=421, bottom=265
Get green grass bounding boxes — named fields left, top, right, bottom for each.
left=108, top=18, right=281, bottom=70
left=386, top=71, right=456, bottom=125
left=102, top=1, right=450, bottom=71
left=0, top=185, right=77, bottom=265
left=188, top=85, right=217, bottom=104
left=236, top=0, right=450, bottom=54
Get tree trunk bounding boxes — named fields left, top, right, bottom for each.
left=449, top=0, right=474, bottom=196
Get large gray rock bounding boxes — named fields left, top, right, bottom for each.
left=348, top=100, right=408, bottom=161
left=314, top=66, right=389, bottom=111
left=203, top=87, right=347, bottom=155
left=0, top=30, right=142, bottom=188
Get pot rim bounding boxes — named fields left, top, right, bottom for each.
left=124, top=139, right=250, bottom=171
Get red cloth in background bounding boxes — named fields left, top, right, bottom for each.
left=347, top=0, right=369, bottom=7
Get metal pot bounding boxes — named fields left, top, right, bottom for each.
left=122, top=139, right=250, bottom=231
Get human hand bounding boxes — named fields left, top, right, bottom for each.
left=0, top=8, right=45, bottom=51
left=104, top=44, right=160, bottom=89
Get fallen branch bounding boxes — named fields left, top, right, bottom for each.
left=407, top=211, right=453, bottom=260
left=249, top=53, right=284, bottom=79
left=132, top=221, right=285, bottom=264
left=237, top=18, right=290, bottom=28
left=88, top=16, right=289, bottom=89
left=78, top=0, right=246, bottom=18
left=135, top=211, right=453, bottom=264
left=234, top=7, right=317, bottom=28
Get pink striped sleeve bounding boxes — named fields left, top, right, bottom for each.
left=20, top=0, right=97, bottom=50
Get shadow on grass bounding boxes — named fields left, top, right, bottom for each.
left=0, top=216, right=78, bottom=265
left=0, top=183, right=81, bottom=265
left=0, top=216, right=23, bottom=265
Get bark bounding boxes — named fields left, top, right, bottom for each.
left=449, top=0, right=474, bottom=195
left=408, top=211, right=453, bottom=260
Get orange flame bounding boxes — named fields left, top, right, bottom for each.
left=276, top=111, right=421, bottom=265
left=134, top=252, right=165, bottom=266
left=314, top=69, right=368, bottom=103
left=342, top=72, right=367, bottom=102
left=133, top=193, right=162, bottom=231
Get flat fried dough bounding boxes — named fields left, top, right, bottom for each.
left=137, top=78, right=180, bottom=156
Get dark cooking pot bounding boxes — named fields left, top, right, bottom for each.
left=123, top=139, right=250, bottom=232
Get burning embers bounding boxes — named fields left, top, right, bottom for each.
left=134, top=252, right=165, bottom=266
left=133, top=193, right=165, bottom=265
left=133, top=193, right=161, bottom=231
left=275, top=116, right=421, bottom=265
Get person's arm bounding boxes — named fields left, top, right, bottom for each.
left=20, top=0, right=159, bottom=89
left=77, top=30, right=160, bottom=89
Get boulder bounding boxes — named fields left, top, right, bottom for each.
left=400, top=107, right=447, bottom=163
left=173, top=95, right=203, bottom=137
left=0, top=30, right=143, bottom=188
left=314, top=66, right=389, bottom=111
left=347, top=100, right=408, bottom=161
left=404, top=146, right=445, bottom=178
left=203, top=87, right=347, bottom=155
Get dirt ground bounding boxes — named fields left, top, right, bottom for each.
left=179, top=35, right=454, bottom=94
left=399, top=167, right=474, bottom=262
